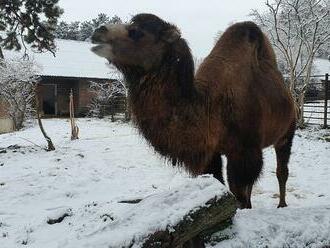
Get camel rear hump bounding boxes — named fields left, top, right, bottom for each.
left=206, top=22, right=276, bottom=67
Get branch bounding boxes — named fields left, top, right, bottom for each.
left=6, top=5, right=57, bottom=57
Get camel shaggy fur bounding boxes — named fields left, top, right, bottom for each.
left=91, top=14, right=296, bottom=209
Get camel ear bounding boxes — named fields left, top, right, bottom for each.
left=161, top=27, right=181, bottom=43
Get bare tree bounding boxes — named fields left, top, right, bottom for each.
left=88, top=68, right=128, bottom=119
left=251, top=0, right=330, bottom=126
left=0, top=57, right=55, bottom=150
left=0, top=58, right=38, bottom=130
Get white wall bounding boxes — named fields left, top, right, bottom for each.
left=0, top=118, right=14, bottom=134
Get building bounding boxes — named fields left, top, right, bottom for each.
left=3, top=39, right=116, bottom=117
left=0, top=99, right=13, bottom=134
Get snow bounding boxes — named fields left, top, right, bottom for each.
left=210, top=128, right=330, bottom=248
left=314, top=58, right=330, bottom=75
left=0, top=119, right=330, bottom=247
left=68, top=176, right=227, bottom=248
left=3, top=39, right=116, bottom=79
left=212, top=206, right=330, bottom=248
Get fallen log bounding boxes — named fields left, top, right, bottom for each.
left=141, top=191, right=236, bottom=248
left=67, top=175, right=237, bottom=248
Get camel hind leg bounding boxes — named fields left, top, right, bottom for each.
left=275, top=122, right=296, bottom=208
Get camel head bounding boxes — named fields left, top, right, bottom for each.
left=91, top=14, right=181, bottom=72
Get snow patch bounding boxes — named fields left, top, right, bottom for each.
left=67, top=175, right=227, bottom=247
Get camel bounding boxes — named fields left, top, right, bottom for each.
left=91, top=13, right=296, bottom=209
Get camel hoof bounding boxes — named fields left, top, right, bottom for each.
left=238, top=202, right=252, bottom=209
left=277, top=202, right=288, bottom=208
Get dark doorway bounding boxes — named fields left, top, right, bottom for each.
left=42, top=84, right=57, bottom=115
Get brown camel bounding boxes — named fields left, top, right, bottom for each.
left=91, top=14, right=296, bottom=209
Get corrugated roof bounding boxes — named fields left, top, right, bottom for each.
left=3, top=39, right=116, bottom=79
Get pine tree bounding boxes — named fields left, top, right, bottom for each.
left=66, top=21, right=81, bottom=40
left=54, top=13, right=123, bottom=42
left=91, top=13, right=110, bottom=28
left=79, top=21, right=94, bottom=41
left=0, top=0, right=63, bottom=57
left=109, top=15, right=122, bottom=24
left=55, top=21, right=70, bottom=39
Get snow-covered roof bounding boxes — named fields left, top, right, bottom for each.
left=3, top=39, right=115, bottom=79
left=314, top=58, right=330, bottom=75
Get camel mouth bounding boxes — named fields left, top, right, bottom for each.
left=91, top=43, right=106, bottom=52
left=90, top=41, right=115, bottom=62
left=91, top=34, right=108, bottom=50
left=91, top=33, right=114, bottom=58
left=91, top=38, right=108, bottom=48
left=91, top=40, right=105, bottom=45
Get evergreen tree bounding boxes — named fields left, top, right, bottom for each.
left=79, top=21, right=94, bottom=41
left=55, top=21, right=70, bottom=39
left=91, top=13, right=110, bottom=28
left=55, top=13, right=123, bottom=42
left=66, top=21, right=80, bottom=40
left=0, top=0, right=63, bottom=57
left=109, top=15, right=122, bottom=24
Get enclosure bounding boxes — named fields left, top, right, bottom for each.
left=303, top=74, right=330, bottom=128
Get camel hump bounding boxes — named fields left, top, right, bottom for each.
left=243, top=22, right=263, bottom=43
left=217, top=21, right=266, bottom=55
left=227, top=21, right=276, bottom=64
left=228, top=21, right=264, bottom=45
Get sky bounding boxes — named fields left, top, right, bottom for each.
left=59, top=0, right=267, bottom=58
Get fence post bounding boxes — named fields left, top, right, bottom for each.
left=324, top=73, right=329, bottom=129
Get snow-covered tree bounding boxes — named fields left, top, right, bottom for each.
left=55, top=21, right=81, bottom=40
left=88, top=69, right=127, bottom=118
left=91, top=13, right=110, bottom=28
left=54, top=21, right=70, bottom=40
left=79, top=21, right=94, bottom=41
left=109, top=15, right=122, bottom=25
left=0, top=0, right=63, bottom=57
left=251, top=0, right=330, bottom=126
left=0, top=58, right=39, bottom=130
left=317, top=39, right=330, bottom=59
left=55, top=14, right=123, bottom=41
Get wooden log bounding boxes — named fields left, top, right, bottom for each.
left=70, top=177, right=237, bottom=248
left=141, top=192, right=237, bottom=248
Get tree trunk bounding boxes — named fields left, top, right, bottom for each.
left=296, top=92, right=306, bottom=128
left=140, top=192, right=237, bottom=248
left=37, top=112, right=55, bottom=151
left=14, top=110, right=25, bottom=130
left=0, top=47, right=4, bottom=59
left=35, top=86, right=55, bottom=151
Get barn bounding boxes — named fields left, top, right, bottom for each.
left=3, top=39, right=115, bottom=117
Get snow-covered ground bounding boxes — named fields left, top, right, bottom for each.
left=0, top=119, right=329, bottom=248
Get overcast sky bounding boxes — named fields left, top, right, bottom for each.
left=59, top=0, right=267, bottom=58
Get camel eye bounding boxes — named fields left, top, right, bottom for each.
left=128, top=28, right=144, bottom=42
